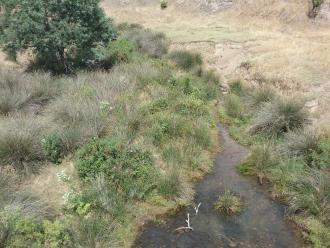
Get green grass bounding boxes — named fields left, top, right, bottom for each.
left=221, top=84, right=330, bottom=247
left=214, top=190, right=243, bottom=215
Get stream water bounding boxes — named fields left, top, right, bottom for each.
left=134, top=124, right=303, bottom=248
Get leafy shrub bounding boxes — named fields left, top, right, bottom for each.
left=94, top=39, right=135, bottom=69
left=75, top=138, right=157, bottom=199
left=224, top=94, right=244, bottom=119
left=124, top=29, right=168, bottom=58
left=282, top=128, right=321, bottom=161
left=160, top=0, right=168, bottom=9
left=168, top=50, right=203, bottom=71
left=214, top=190, right=243, bottom=215
left=42, top=133, right=63, bottom=164
left=0, top=116, right=45, bottom=170
left=251, top=98, right=308, bottom=137
left=0, top=210, right=73, bottom=248
left=1, top=0, right=114, bottom=74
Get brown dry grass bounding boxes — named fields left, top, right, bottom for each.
left=102, top=0, right=330, bottom=126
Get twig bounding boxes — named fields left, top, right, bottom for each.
left=174, top=213, right=194, bottom=232
left=194, top=202, right=202, bottom=215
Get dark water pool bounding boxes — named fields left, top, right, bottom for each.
left=134, top=124, right=304, bottom=248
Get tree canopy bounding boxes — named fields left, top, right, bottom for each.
left=0, top=0, right=115, bottom=73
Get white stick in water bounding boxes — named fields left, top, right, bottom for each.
left=194, top=202, right=202, bottom=215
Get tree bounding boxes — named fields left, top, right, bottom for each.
left=0, top=0, right=115, bottom=74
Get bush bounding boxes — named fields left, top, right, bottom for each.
left=42, top=133, right=63, bottom=164
left=1, top=0, right=114, bottom=74
left=75, top=138, right=157, bottom=200
left=124, top=29, right=168, bottom=58
left=247, top=144, right=278, bottom=174
left=0, top=115, right=45, bottom=170
left=251, top=98, right=308, bottom=137
left=168, top=50, right=203, bottom=71
left=224, top=94, right=244, bottom=119
left=160, top=0, right=168, bottom=9
left=94, top=39, right=135, bottom=69
left=214, top=190, right=243, bottom=215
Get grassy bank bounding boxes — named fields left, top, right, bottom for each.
left=0, top=25, right=219, bottom=247
left=219, top=81, right=330, bottom=248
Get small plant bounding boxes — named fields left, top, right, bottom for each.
left=237, top=163, right=252, bottom=175
left=160, top=0, right=168, bottom=9
left=42, top=133, right=63, bottom=164
left=224, top=94, right=244, bottom=119
left=168, top=50, right=203, bottom=71
left=214, top=190, right=243, bottom=215
left=75, top=138, right=157, bottom=200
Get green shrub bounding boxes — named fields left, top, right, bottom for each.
left=95, top=39, right=135, bottom=69
left=1, top=0, right=114, bottom=74
left=251, top=98, right=308, bottom=137
left=168, top=50, right=203, bottom=71
left=42, top=133, right=63, bottom=164
left=160, top=0, right=168, bottom=9
left=174, top=96, right=207, bottom=117
left=214, top=190, right=243, bottom=215
left=308, top=219, right=330, bottom=248
left=313, top=0, right=324, bottom=9
left=0, top=210, right=73, bottom=248
left=224, top=94, right=244, bottom=119
left=75, top=138, right=157, bottom=199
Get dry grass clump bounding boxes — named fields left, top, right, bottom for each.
left=251, top=98, right=308, bottom=137
left=0, top=115, right=46, bottom=171
left=0, top=68, right=61, bottom=115
left=224, top=94, right=245, bottom=119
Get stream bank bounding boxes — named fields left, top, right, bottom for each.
left=134, top=124, right=304, bottom=248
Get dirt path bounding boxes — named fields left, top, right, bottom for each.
left=134, top=124, right=304, bottom=248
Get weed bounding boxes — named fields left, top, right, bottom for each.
left=42, top=133, right=63, bottom=164
left=158, top=171, right=181, bottom=198
left=229, top=80, right=243, bottom=96
left=160, top=0, right=168, bottom=9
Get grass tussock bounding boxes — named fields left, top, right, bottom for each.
left=251, top=98, right=308, bottom=137
left=168, top=50, right=203, bottom=71
left=214, top=190, right=243, bottom=215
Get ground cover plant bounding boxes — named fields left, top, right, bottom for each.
left=0, top=19, right=219, bottom=246
left=219, top=81, right=330, bottom=247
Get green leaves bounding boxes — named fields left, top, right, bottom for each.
left=0, top=0, right=115, bottom=73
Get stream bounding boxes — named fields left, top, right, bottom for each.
left=134, top=124, right=303, bottom=248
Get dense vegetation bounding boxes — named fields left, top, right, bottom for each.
left=0, top=15, right=219, bottom=246
left=220, top=81, right=330, bottom=248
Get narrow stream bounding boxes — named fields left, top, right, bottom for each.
left=134, top=124, right=303, bottom=248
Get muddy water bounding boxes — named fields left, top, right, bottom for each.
left=134, top=124, right=303, bottom=248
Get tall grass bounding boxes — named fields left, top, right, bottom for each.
left=251, top=98, right=308, bottom=137
left=168, top=50, right=203, bottom=71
